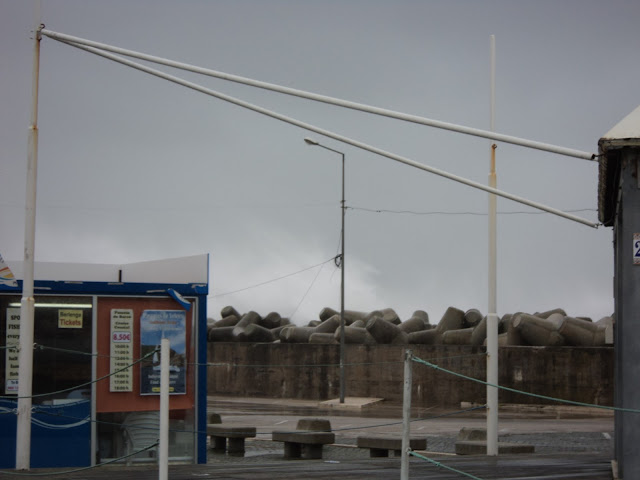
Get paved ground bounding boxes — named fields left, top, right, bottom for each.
left=0, top=396, right=615, bottom=479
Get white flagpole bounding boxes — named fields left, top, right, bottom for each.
left=486, top=34, right=499, bottom=457
left=16, top=13, right=43, bottom=471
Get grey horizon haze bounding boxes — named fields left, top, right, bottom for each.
left=1, top=0, right=637, bottom=325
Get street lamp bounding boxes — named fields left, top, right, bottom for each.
left=304, top=137, right=346, bottom=404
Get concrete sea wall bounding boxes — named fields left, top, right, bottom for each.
left=207, top=343, right=613, bottom=408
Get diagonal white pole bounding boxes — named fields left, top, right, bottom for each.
left=39, top=29, right=596, bottom=161
left=43, top=38, right=598, bottom=229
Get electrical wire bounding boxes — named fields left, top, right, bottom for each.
left=210, top=256, right=336, bottom=298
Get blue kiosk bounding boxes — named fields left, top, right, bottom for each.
left=0, top=254, right=209, bottom=468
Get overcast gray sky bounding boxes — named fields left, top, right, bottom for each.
left=1, top=0, right=637, bottom=324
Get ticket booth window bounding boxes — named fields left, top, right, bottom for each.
left=95, top=297, right=196, bottom=463
left=0, top=295, right=93, bottom=402
left=0, top=295, right=93, bottom=468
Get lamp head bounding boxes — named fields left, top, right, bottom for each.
left=304, top=137, right=319, bottom=146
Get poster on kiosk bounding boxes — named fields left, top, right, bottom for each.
left=139, top=310, right=187, bottom=395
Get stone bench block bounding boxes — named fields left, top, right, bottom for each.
left=356, top=436, right=427, bottom=457
left=272, top=431, right=335, bottom=459
left=207, top=424, right=256, bottom=456
left=296, top=418, right=332, bottom=431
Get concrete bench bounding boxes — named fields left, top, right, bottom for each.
left=454, top=427, right=534, bottom=455
left=356, top=436, right=427, bottom=457
left=272, top=418, right=335, bottom=459
left=207, top=424, right=256, bottom=456
left=272, top=431, right=335, bottom=459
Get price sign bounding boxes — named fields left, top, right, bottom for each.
left=112, top=332, right=131, bottom=343
left=110, top=309, right=133, bottom=392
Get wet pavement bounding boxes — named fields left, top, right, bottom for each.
left=0, top=396, right=615, bottom=479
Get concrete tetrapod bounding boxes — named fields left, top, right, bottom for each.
left=534, top=308, right=567, bottom=319
left=436, top=307, right=466, bottom=333
left=280, top=326, right=315, bottom=343
left=315, top=314, right=341, bottom=334
left=309, top=333, right=337, bottom=344
left=338, top=326, right=376, bottom=345
left=558, top=316, right=603, bottom=346
left=208, top=326, right=236, bottom=342
left=261, top=311, right=283, bottom=329
left=236, top=311, right=262, bottom=328
left=513, top=313, right=565, bottom=346
left=398, top=315, right=427, bottom=334
left=411, top=310, right=430, bottom=323
left=221, top=305, right=242, bottom=319
left=365, top=316, right=408, bottom=344
left=408, top=329, right=441, bottom=344
left=212, top=315, right=240, bottom=328
left=464, top=309, right=483, bottom=328
left=442, top=327, right=474, bottom=345
left=470, top=317, right=487, bottom=346
left=242, top=323, right=276, bottom=343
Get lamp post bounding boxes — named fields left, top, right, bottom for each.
left=304, top=137, right=346, bottom=404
